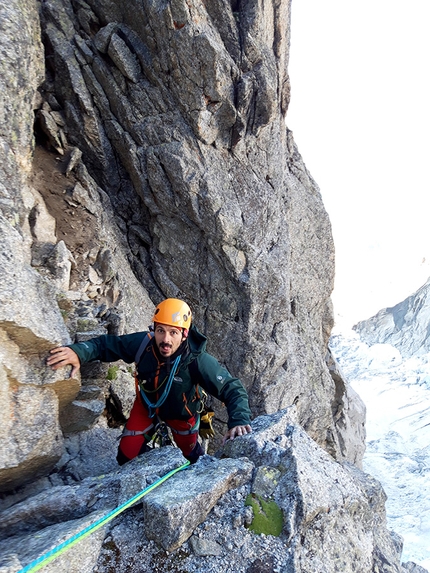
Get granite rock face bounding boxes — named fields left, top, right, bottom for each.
left=0, top=0, right=154, bottom=491
left=35, top=0, right=354, bottom=462
left=0, top=0, right=370, bottom=548
left=0, top=0, right=73, bottom=492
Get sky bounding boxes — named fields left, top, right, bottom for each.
left=287, top=0, right=430, bottom=330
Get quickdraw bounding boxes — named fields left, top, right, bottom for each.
left=147, top=421, right=174, bottom=448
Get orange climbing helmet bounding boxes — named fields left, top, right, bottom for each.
left=152, top=298, right=192, bottom=329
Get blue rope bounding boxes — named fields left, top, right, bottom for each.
left=140, top=355, right=181, bottom=417
left=17, top=459, right=190, bottom=573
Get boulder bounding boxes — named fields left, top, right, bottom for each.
left=59, top=398, right=106, bottom=435
left=143, top=456, right=253, bottom=550
left=222, top=409, right=404, bottom=572
left=54, top=418, right=121, bottom=482
left=108, top=369, right=136, bottom=420
left=0, top=447, right=187, bottom=540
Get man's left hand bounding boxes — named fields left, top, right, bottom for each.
left=223, top=425, right=252, bottom=444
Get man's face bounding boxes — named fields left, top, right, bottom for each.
left=154, top=323, right=184, bottom=357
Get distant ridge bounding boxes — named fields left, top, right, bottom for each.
left=353, top=277, right=430, bottom=358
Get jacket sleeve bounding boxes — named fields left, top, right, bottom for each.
left=69, top=332, right=148, bottom=365
left=196, top=353, right=252, bottom=428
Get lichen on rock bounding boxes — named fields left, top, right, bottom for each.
left=245, top=493, right=284, bottom=537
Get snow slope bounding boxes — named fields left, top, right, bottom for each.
left=330, top=331, right=430, bottom=570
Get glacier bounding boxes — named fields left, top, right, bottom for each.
left=330, top=329, right=430, bottom=570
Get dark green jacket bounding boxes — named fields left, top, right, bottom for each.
left=70, top=325, right=251, bottom=428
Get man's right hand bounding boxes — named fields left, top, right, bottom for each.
left=47, top=347, right=81, bottom=378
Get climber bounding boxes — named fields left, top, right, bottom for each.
left=47, top=298, right=252, bottom=465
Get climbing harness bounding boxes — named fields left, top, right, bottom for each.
left=120, top=417, right=199, bottom=447
left=17, top=460, right=190, bottom=573
left=147, top=420, right=173, bottom=447
left=169, top=416, right=200, bottom=436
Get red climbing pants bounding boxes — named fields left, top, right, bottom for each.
left=117, top=394, right=199, bottom=462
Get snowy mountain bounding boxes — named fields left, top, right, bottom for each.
left=329, top=282, right=430, bottom=570
left=353, top=277, right=430, bottom=358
